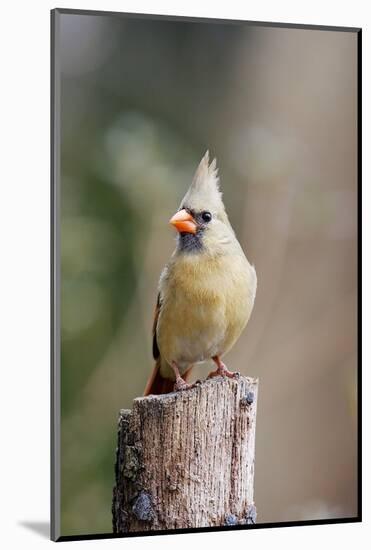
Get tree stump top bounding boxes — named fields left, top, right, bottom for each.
left=113, top=375, right=259, bottom=533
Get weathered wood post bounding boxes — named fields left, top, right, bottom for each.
left=112, top=375, right=258, bottom=533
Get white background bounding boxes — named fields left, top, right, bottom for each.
left=0, top=1, right=368, bottom=548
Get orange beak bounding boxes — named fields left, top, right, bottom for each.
left=169, top=209, right=197, bottom=234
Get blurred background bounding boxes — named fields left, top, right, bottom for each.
left=58, top=12, right=358, bottom=536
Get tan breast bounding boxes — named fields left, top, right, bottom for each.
left=157, top=251, right=256, bottom=371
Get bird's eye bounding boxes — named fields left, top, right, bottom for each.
left=201, top=211, right=212, bottom=223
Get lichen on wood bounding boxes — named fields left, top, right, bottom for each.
left=112, top=375, right=258, bottom=533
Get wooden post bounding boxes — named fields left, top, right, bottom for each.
left=112, top=375, right=258, bottom=533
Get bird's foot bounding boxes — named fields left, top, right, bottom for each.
left=173, top=377, right=194, bottom=392
left=170, top=360, right=196, bottom=392
left=173, top=377, right=202, bottom=392
left=208, top=357, right=240, bottom=380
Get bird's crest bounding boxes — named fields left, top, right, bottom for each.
left=181, top=151, right=225, bottom=214
left=192, top=150, right=220, bottom=192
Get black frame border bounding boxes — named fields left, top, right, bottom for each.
left=51, top=8, right=362, bottom=542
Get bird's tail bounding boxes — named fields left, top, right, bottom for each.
left=143, top=357, right=193, bottom=396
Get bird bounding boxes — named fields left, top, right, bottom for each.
left=143, top=151, right=257, bottom=396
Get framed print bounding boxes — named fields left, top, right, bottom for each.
left=51, top=8, right=361, bottom=542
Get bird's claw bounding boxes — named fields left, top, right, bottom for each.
left=174, top=377, right=202, bottom=392
left=173, top=378, right=193, bottom=392
left=207, top=363, right=240, bottom=380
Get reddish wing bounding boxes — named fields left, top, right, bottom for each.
left=144, top=292, right=194, bottom=396
left=152, top=293, right=161, bottom=360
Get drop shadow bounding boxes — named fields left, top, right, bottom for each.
left=18, top=521, right=50, bottom=539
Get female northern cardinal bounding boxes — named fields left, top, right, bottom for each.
left=144, top=151, right=257, bottom=395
